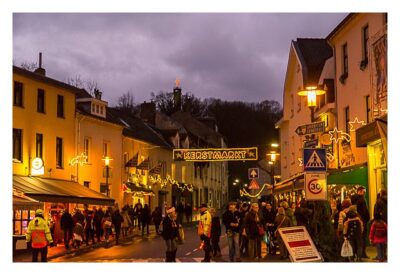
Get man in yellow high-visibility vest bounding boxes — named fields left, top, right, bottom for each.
left=26, top=209, right=53, bottom=262
left=198, top=203, right=212, bottom=262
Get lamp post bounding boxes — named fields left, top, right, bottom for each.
left=298, top=86, right=326, bottom=123
left=102, top=156, right=112, bottom=197
left=266, top=144, right=280, bottom=208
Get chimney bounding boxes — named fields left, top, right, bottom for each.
left=34, top=52, right=46, bottom=76
left=173, top=78, right=182, bottom=112
left=140, top=101, right=156, bottom=125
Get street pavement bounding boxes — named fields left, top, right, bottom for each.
left=14, top=222, right=378, bottom=263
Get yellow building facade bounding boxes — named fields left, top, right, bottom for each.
left=13, top=67, right=76, bottom=180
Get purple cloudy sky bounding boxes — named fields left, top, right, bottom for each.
left=13, top=13, right=347, bottom=106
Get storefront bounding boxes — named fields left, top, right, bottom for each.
left=355, top=115, right=387, bottom=216
left=327, top=163, right=369, bottom=205
left=13, top=175, right=115, bottom=253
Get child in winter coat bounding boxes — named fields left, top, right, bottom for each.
left=369, top=214, right=387, bottom=262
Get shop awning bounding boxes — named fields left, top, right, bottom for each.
left=273, top=173, right=305, bottom=193
left=137, top=158, right=150, bottom=170
left=13, top=195, right=43, bottom=210
left=327, top=163, right=368, bottom=187
left=13, top=175, right=115, bottom=205
left=125, top=153, right=139, bottom=168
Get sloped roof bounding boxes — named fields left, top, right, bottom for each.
left=292, top=38, right=333, bottom=86
left=171, top=111, right=223, bottom=148
left=13, top=66, right=86, bottom=95
left=108, top=108, right=172, bottom=149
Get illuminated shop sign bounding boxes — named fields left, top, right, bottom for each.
left=173, top=147, right=258, bottom=162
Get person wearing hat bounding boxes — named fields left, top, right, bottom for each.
left=26, top=209, right=53, bottom=262
left=198, top=203, right=212, bottom=262
left=343, top=207, right=364, bottom=261
left=351, top=186, right=370, bottom=258
left=162, top=206, right=179, bottom=262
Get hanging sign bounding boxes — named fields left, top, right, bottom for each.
left=303, top=148, right=327, bottom=172
left=31, top=157, right=44, bottom=176
left=248, top=179, right=260, bottom=190
left=173, top=147, right=258, bottom=162
left=305, top=173, right=327, bottom=200
left=278, top=226, right=322, bottom=262
left=248, top=168, right=259, bottom=179
left=295, top=122, right=325, bottom=136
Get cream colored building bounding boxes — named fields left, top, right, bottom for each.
left=277, top=13, right=387, bottom=213
left=74, top=90, right=124, bottom=206
left=327, top=13, right=387, bottom=212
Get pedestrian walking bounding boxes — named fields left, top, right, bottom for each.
left=185, top=203, right=192, bottom=224
left=222, top=202, right=241, bottom=262
left=121, top=206, right=132, bottom=238
left=351, top=186, right=370, bottom=258
left=134, top=203, right=143, bottom=230
left=374, top=189, right=387, bottom=223
left=177, top=202, right=185, bottom=225
left=112, top=208, right=124, bottom=244
left=102, top=210, right=113, bottom=244
left=369, top=213, right=387, bottom=262
left=26, top=209, right=53, bottom=262
left=198, top=203, right=212, bottom=262
left=274, top=207, right=292, bottom=260
left=209, top=208, right=221, bottom=258
left=263, top=203, right=277, bottom=255
left=343, top=207, right=364, bottom=262
left=337, top=199, right=352, bottom=244
left=243, top=203, right=265, bottom=261
left=162, top=206, right=179, bottom=262
left=60, top=208, right=74, bottom=250
left=140, top=204, right=151, bottom=236
left=238, top=203, right=249, bottom=257
left=93, top=207, right=104, bottom=242
left=151, top=206, right=163, bottom=234
left=72, top=221, right=84, bottom=249
left=83, top=209, right=95, bottom=246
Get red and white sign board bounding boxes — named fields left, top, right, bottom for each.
left=248, top=179, right=260, bottom=190
left=305, top=172, right=327, bottom=200
left=278, top=226, right=322, bottom=262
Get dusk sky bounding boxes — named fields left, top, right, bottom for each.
left=13, top=13, right=348, bottom=107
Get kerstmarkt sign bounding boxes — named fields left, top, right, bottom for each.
left=173, top=147, right=258, bottom=162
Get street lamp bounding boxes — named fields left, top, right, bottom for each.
left=102, top=156, right=113, bottom=197
left=298, top=86, right=326, bottom=122
left=266, top=144, right=280, bottom=208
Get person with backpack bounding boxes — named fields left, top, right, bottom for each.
left=343, top=208, right=364, bottom=262
left=369, top=213, right=387, bottom=262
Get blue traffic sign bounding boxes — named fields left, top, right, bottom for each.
left=303, top=148, right=327, bottom=172
left=248, top=168, right=259, bottom=179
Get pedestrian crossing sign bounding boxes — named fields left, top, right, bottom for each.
left=303, top=148, right=327, bottom=172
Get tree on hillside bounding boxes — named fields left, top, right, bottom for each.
left=116, top=90, right=139, bottom=116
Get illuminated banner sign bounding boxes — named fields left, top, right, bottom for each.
left=173, top=147, right=258, bottom=162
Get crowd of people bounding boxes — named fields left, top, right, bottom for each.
left=26, top=187, right=387, bottom=263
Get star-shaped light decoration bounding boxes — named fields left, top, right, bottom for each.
left=298, top=158, right=303, bottom=167
left=327, top=153, right=335, bottom=162
left=329, top=128, right=351, bottom=144
left=175, top=152, right=183, bottom=159
left=248, top=151, right=255, bottom=157
left=348, top=117, right=366, bottom=131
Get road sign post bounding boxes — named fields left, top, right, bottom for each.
left=304, top=173, right=327, bottom=200
left=248, top=168, right=259, bottom=179
left=303, top=148, right=327, bottom=172
left=295, top=122, right=325, bottom=136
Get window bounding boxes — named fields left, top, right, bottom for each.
left=57, top=95, right=64, bottom=118
left=84, top=137, right=90, bottom=162
left=362, top=25, right=369, bottom=62
left=342, top=43, right=348, bottom=75
left=56, top=137, right=63, bottom=168
left=171, top=163, right=176, bottom=180
left=37, top=89, right=45, bottom=113
left=103, top=142, right=108, bottom=157
left=36, top=133, right=43, bottom=158
left=13, top=81, right=23, bottom=107
left=13, top=128, right=23, bottom=162
left=96, top=105, right=99, bottom=113
left=13, top=210, right=35, bottom=235
left=100, top=106, right=104, bottom=115
left=366, top=95, right=372, bottom=123
left=92, top=104, right=95, bottom=113
left=344, top=106, right=350, bottom=133
left=84, top=181, right=90, bottom=188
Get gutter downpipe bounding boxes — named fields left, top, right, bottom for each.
left=327, top=39, right=340, bottom=171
